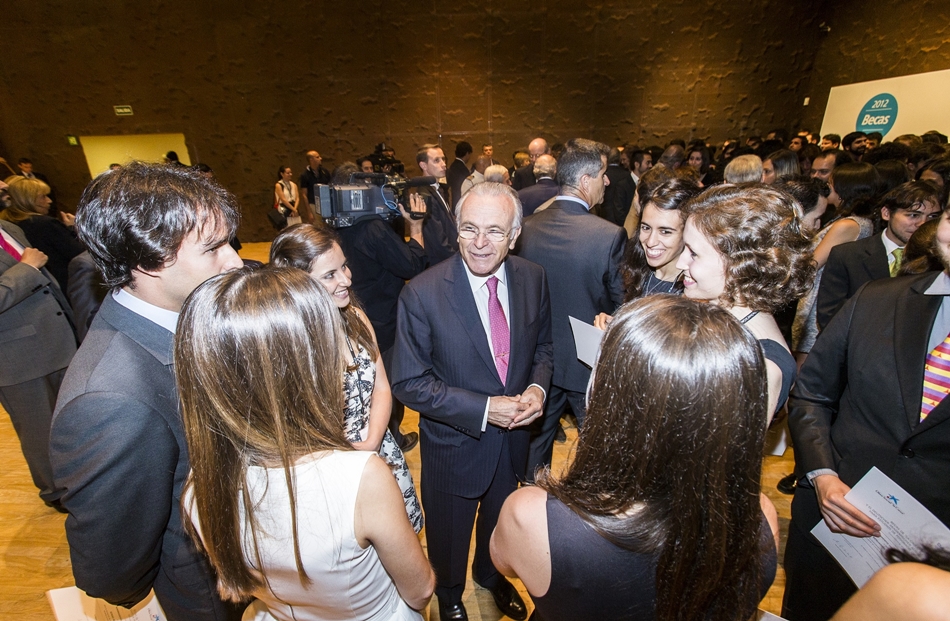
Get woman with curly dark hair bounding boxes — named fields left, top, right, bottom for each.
left=676, top=183, right=816, bottom=419
left=491, top=296, right=779, bottom=621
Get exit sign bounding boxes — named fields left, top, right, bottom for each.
left=114, top=105, right=133, bottom=116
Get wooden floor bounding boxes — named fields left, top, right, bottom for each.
left=0, top=242, right=795, bottom=620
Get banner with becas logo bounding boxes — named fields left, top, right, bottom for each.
left=820, top=68, right=950, bottom=139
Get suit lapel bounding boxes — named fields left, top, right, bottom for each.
left=445, top=256, right=502, bottom=386
left=866, top=237, right=890, bottom=281
left=895, top=275, right=943, bottom=431
left=505, top=259, right=524, bottom=387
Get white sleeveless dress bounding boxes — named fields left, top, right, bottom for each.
left=238, top=451, right=422, bottom=621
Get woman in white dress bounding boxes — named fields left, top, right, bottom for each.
left=176, top=268, right=434, bottom=620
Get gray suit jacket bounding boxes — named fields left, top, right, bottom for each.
left=50, top=295, right=242, bottom=621
left=515, top=199, right=626, bottom=392
left=0, top=220, right=76, bottom=386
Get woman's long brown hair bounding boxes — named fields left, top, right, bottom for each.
left=270, top=223, right=378, bottom=360
left=175, top=267, right=350, bottom=601
left=538, top=295, right=769, bottom=621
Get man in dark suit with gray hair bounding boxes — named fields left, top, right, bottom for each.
left=515, top=138, right=626, bottom=478
left=392, top=181, right=553, bottom=621
left=50, top=162, right=246, bottom=621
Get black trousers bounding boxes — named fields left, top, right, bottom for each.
left=782, top=485, right=858, bottom=621
left=526, top=385, right=586, bottom=482
left=422, top=434, right=518, bottom=603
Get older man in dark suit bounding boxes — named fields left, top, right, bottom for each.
left=50, top=163, right=246, bottom=621
left=783, top=206, right=950, bottom=621
left=392, top=181, right=553, bottom=621
left=515, top=138, right=626, bottom=477
left=511, top=137, right=550, bottom=191
left=817, top=181, right=940, bottom=329
left=517, top=154, right=558, bottom=217
left=0, top=213, right=76, bottom=510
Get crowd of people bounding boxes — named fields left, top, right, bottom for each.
left=2, top=125, right=950, bottom=621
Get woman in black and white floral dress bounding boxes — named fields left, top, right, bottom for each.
left=271, top=224, right=423, bottom=532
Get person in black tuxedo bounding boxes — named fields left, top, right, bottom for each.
left=817, top=181, right=941, bottom=329
left=515, top=138, right=626, bottom=479
left=391, top=181, right=553, bottom=621
left=783, top=208, right=950, bottom=620
left=50, top=162, right=246, bottom=621
left=447, top=141, right=473, bottom=210
left=415, top=144, right=459, bottom=265
left=511, top=137, right=550, bottom=191
left=516, top=155, right=558, bottom=217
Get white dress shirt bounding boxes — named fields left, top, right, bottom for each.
left=113, top=288, right=180, bottom=334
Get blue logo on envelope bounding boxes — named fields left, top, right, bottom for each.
left=885, top=494, right=899, bottom=507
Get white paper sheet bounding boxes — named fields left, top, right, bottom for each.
left=756, top=611, right=788, bottom=621
left=811, top=467, right=950, bottom=587
left=569, top=316, right=604, bottom=368
left=47, top=587, right=166, bottom=621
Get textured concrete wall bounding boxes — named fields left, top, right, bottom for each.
left=1, top=0, right=824, bottom=241
left=801, top=0, right=950, bottom=134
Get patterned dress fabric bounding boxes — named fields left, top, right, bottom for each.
left=344, top=345, right=423, bottom=532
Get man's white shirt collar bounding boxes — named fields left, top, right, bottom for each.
left=555, top=195, right=590, bottom=210
left=113, top=288, right=180, bottom=333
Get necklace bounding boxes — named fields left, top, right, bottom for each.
left=644, top=270, right=683, bottom=296
left=738, top=310, right=759, bottom=325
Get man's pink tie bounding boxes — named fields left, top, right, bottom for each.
left=487, top=276, right=510, bottom=386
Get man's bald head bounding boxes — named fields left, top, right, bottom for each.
left=533, top=154, right=557, bottom=179
left=528, top=138, right=550, bottom=163
left=474, top=155, right=493, bottom=174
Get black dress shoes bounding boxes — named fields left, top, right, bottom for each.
left=488, top=579, right=528, bottom=620
left=400, top=431, right=419, bottom=452
left=438, top=599, right=468, bottom=621
left=777, top=472, right=797, bottom=495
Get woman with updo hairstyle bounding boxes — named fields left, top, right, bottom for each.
left=270, top=223, right=422, bottom=532
left=675, top=183, right=815, bottom=419
left=491, top=296, right=779, bottom=621
left=0, top=176, right=84, bottom=290
left=177, top=268, right=434, bottom=619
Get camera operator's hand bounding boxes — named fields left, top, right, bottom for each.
left=399, top=193, right=426, bottom=248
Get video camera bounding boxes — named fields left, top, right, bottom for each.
left=314, top=173, right=436, bottom=228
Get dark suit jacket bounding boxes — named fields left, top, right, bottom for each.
left=66, top=251, right=107, bottom=343
left=515, top=199, right=626, bottom=392
left=417, top=183, right=459, bottom=266
left=790, top=272, right=950, bottom=524
left=0, top=220, right=76, bottom=386
left=338, top=217, right=428, bottom=352
left=446, top=158, right=471, bottom=210
left=600, top=165, right=636, bottom=226
left=517, top=178, right=558, bottom=217
left=14, top=214, right=85, bottom=291
left=816, top=234, right=889, bottom=330
left=512, top=165, right=536, bottom=191
left=51, top=296, right=241, bottom=621
left=391, top=254, right=553, bottom=497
